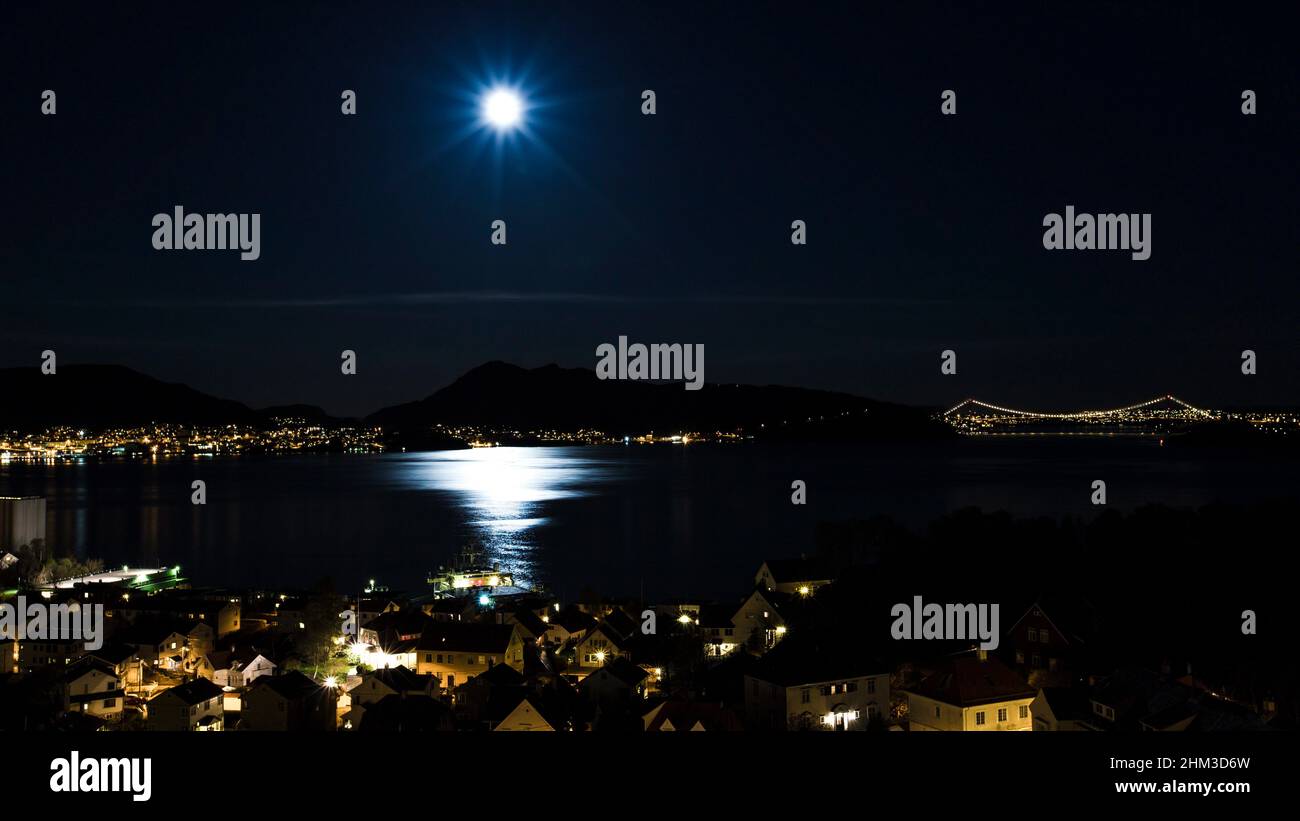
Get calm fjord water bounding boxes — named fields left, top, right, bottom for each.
left=2, top=440, right=1295, bottom=598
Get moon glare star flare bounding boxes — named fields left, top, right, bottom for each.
left=482, top=87, right=523, bottom=130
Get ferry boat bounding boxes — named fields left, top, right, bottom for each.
left=427, top=542, right=514, bottom=594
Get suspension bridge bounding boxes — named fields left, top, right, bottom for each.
left=941, top=394, right=1219, bottom=435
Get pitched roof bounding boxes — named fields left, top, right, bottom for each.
left=250, top=670, right=325, bottom=701
left=494, top=694, right=559, bottom=730
left=643, top=700, right=743, bottom=732
left=510, top=608, right=550, bottom=638
left=578, top=622, right=632, bottom=650
left=554, top=606, right=596, bottom=635
left=582, top=656, right=648, bottom=688
left=358, top=694, right=453, bottom=732
left=738, top=588, right=796, bottom=617
left=750, top=638, right=886, bottom=687
left=157, top=677, right=223, bottom=706
left=474, top=662, right=526, bottom=688
left=209, top=646, right=274, bottom=669
left=600, top=608, right=638, bottom=640
left=366, top=665, right=433, bottom=693
left=416, top=622, right=516, bottom=654
left=89, top=641, right=138, bottom=666
left=362, top=609, right=435, bottom=639
left=907, top=653, right=1035, bottom=707
left=1005, top=593, right=1098, bottom=646
left=63, top=657, right=118, bottom=683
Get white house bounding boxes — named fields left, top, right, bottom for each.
left=62, top=659, right=123, bottom=720
left=148, top=678, right=225, bottom=731
left=905, top=651, right=1036, bottom=731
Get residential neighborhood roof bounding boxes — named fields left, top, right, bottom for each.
left=907, top=653, right=1036, bottom=708
left=367, top=665, right=434, bottom=693
left=62, top=657, right=117, bottom=682
left=554, top=606, right=596, bottom=635
left=643, top=700, right=743, bottom=731
left=596, top=656, right=649, bottom=688
left=362, top=609, right=435, bottom=640
left=157, top=678, right=224, bottom=706
left=358, top=694, right=454, bottom=732
left=493, top=693, right=565, bottom=730
left=750, top=638, right=886, bottom=688
left=510, top=607, right=550, bottom=638
left=474, top=662, right=526, bottom=688
left=416, top=621, right=516, bottom=654
left=579, top=622, right=632, bottom=650
left=89, top=641, right=138, bottom=667
left=599, top=608, right=638, bottom=640
left=208, top=646, right=274, bottom=670
left=250, top=670, right=325, bottom=701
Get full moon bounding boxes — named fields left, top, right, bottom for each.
left=482, top=88, right=523, bottom=130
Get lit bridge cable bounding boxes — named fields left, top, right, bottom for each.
left=941, top=394, right=1214, bottom=420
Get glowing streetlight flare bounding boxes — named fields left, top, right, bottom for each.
left=482, top=88, right=523, bottom=130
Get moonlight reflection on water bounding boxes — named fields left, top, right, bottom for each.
left=398, top=447, right=623, bottom=587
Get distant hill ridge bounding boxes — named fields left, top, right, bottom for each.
left=0, top=361, right=952, bottom=440
left=365, top=361, right=951, bottom=440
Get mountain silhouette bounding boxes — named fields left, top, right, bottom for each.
left=0, top=361, right=951, bottom=442
left=366, top=361, right=952, bottom=441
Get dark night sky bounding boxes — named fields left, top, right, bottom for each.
left=2, top=1, right=1297, bottom=417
